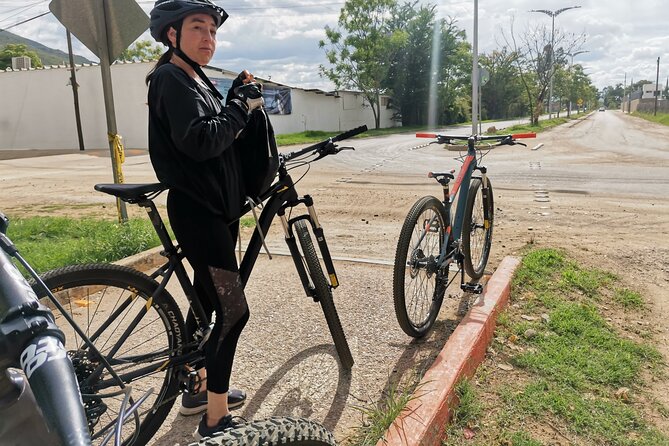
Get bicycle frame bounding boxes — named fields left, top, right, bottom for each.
left=104, top=160, right=341, bottom=388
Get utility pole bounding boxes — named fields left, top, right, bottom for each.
left=66, top=30, right=85, bottom=151
left=471, top=0, right=479, bottom=135
left=530, top=6, right=581, bottom=120
left=654, top=57, right=660, bottom=116
left=623, top=72, right=626, bottom=112
left=629, top=77, right=633, bottom=113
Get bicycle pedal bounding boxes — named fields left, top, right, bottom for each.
left=461, top=282, right=483, bottom=294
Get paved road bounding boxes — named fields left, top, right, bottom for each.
left=2, top=111, right=668, bottom=444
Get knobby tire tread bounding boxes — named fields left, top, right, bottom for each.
left=192, top=416, right=336, bottom=446
left=392, top=196, right=448, bottom=338
left=294, top=220, right=354, bottom=370
left=462, top=178, right=494, bottom=279
left=34, top=263, right=185, bottom=446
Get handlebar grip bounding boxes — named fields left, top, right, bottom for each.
left=511, top=133, right=537, bottom=139
left=415, top=132, right=437, bottom=139
left=331, top=125, right=368, bottom=143
left=23, top=335, right=91, bottom=446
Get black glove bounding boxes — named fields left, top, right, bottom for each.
left=232, top=82, right=264, bottom=112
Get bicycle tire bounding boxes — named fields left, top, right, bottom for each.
left=191, top=416, right=336, bottom=446
left=34, top=263, right=186, bottom=446
left=293, top=220, right=354, bottom=370
left=462, top=177, right=494, bottom=279
left=392, top=196, right=448, bottom=338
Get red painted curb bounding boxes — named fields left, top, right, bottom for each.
left=377, top=256, right=521, bottom=446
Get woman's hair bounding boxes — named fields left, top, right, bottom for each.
left=146, top=47, right=173, bottom=85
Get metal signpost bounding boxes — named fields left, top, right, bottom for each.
left=49, top=0, right=149, bottom=222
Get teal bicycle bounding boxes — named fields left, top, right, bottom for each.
left=393, top=132, right=536, bottom=337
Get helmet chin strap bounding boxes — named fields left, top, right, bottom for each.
left=173, top=25, right=224, bottom=101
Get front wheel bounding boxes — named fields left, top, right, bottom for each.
left=462, top=177, right=494, bottom=279
left=294, top=220, right=354, bottom=370
left=392, top=196, right=449, bottom=338
left=191, top=416, right=336, bottom=445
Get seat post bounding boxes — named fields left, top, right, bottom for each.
left=137, top=198, right=177, bottom=254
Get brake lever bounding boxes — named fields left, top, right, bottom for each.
left=515, top=141, right=527, bottom=147
left=336, top=146, right=355, bottom=152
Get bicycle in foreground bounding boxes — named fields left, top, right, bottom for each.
left=30, top=127, right=367, bottom=445
left=1, top=212, right=337, bottom=446
left=392, top=132, right=536, bottom=338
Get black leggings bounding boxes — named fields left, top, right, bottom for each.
left=167, top=190, right=249, bottom=394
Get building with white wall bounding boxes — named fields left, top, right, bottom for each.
left=0, top=61, right=396, bottom=150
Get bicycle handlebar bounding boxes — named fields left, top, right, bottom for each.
left=283, top=125, right=368, bottom=162
left=0, top=229, right=91, bottom=446
left=416, top=132, right=536, bottom=141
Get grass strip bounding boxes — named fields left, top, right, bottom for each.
left=440, top=247, right=667, bottom=446
left=632, top=111, right=669, bottom=126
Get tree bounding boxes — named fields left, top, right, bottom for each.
left=383, top=4, right=470, bottom=126
left=480, top=47, right=525, bottom=119
left=0, top=43, right=42, bottom=70
left=117, top=40, right=163, bottom=62
left=503, top=18, right=585, bottom=124
left=319, top=0, right=398, bottom=129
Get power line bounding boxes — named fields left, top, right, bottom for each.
left=0, top=0, right=48, bottom=24
left=0, top=10, right=50, bottom=32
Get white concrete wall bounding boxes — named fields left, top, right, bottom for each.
left=0, top=62, right=396, bottom=150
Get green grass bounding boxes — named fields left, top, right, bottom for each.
left=274, top=126, right=426, bottom=146
left=444, top=247, right=668, bottom=446
left=6, top=216, right=166, bottom=274
left=632, top=111, right=669, bottom=126
left=6, top=215, right=257, bottom=275
left=347, top=378, right=421, bottom=446
left=489, top=112, right=589, bottom=136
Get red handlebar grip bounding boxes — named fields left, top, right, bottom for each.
left=511, top=133, right=537, bottom=139
left=416, top=133, right=437, bottom=138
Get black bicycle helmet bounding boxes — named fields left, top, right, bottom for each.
left=150, top=0, right=229, bottom=45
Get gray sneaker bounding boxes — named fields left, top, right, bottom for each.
left=194, top=414, right=245, bottom=440
left=179, top=388, right=246, bottom=416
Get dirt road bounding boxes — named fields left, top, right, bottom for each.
left=1, top=110, right=667, bottom=442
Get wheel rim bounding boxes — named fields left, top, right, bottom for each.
left=46, top=281, right=175, bottom=445
left=403, top=208, right=443, bottom=328
left=468, top=186, right=490, bottom=271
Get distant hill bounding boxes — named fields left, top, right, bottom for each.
left=0, top=29, right=92, bottom=66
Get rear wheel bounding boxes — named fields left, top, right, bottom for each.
left=462, top=177, right=494, bottom=279
left=193, top=416, right=336, bottom=445
left=294, top=220, right=354, bottom=370
left=392, top=196, right=448, bottom=338
left=34, top=263, right=186, bottom=446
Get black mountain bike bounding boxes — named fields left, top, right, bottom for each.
left=393, top=132, right=535, bottom=338
left=32, top=127, right=366, bottom=445
left=1, top=212, right=337, bottom=446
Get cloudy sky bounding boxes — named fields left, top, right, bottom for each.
left=1, top=0, right=667, bottom=92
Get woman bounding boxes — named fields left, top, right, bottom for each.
left=146, top=0, right=263, bottom=439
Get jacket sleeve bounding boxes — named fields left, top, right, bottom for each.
left=156, top=69, right=249, bottom=162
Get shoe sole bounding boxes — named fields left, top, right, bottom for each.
left=179, top=399, right=245, bottom=416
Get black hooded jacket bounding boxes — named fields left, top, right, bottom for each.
left=148, top=63, right=249, bottom=219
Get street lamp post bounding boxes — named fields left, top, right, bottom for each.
left=530, top=6, right=581, bottom=119
left=566, top=49, right=589, bottom=117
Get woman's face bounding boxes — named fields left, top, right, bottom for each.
left=168, top=13, right=217, bottom=66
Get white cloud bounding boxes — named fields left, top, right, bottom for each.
left=2, top=0, right=668, bottom=91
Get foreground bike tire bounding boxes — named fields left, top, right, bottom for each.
left=462, top=177, right=494, bottom=279
left=393, top=196, right=448, bottom=338
left=192, top=416, right=336, bottom=446
left=34, top=263, right=186, bottom=446
left=294, top=220, right=354, bottom=369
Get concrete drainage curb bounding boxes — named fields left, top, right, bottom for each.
left=377, top=256, right=521, bottom=446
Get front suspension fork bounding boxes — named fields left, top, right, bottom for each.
left=278, top=195, right=339, bottom=301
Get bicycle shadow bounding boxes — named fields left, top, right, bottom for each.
left=240, top=343, right=351, bottom=431
left=149, top=344, right=349, bottom=445
left=373, top=291, right=477, bottom=408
